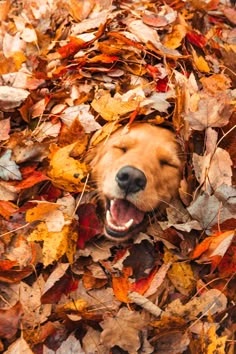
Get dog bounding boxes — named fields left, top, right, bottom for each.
left=89, top=123, right=183, bottom=241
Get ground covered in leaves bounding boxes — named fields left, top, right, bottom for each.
left=0, top=0, right=235, bottom=353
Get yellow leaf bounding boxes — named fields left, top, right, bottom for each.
left=167, top=262, right=195, bottom=296
left=191, top=48, right=210, bottom=73
left=91, top=90, right=139, bottom=121
left=63, top=298, right=88, bottom=312
left=28, top=221, right=78, bottom=266
left=90, top=121, right=122, bottom=146
left=201, top=325, right=227, bottom=354
left=47, top=143, right=89, bottom=192
left=163, top=24, right=187, bottom=49
left=26, top=202, right=60, bottom=222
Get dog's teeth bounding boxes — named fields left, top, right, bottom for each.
left=124, top=219, right=133, bottom=228
left=110, top=199, right=114, bottom=208
left=106, top=210, right=112, bottom=222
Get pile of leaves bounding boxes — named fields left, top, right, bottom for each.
left=0, top=0, right=235, bottom=353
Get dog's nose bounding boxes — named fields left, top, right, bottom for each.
left=116, top=165, right=147, bottom=194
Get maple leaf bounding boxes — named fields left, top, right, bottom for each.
left=0, top=150, right=22, bottom=181
left=100, top=307, right=148, bottom=354
left=186, top=92, right=233, bottom=130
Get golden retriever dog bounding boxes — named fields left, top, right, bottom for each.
left=89, top=123, right=182, bottom=241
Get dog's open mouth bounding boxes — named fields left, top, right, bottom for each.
left=105, top=198, right=146, bottom=239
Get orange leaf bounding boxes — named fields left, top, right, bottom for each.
left=58, top=37, right=85, bottom=58
left=112, top=267, right=132, bottom=303
left=0, top=200, right=18, bottom=220
left=130, top=267, right=158, bottom=295
left=192, top=230, right=235, bottom=270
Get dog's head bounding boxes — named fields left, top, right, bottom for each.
left=88, top=123, right=182, bottom=241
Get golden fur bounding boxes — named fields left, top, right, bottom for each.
left=89, top=123, right=182, bottom=241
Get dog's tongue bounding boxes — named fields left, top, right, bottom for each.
left=110, top=199, right=144, bottom=225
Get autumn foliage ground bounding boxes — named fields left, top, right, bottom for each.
left=0, top=0, right=235, bottom=353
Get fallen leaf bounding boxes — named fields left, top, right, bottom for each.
left=20, top=275, right=52, bottom=328
left=0, top=118, right=10, bottom=141
left=167, top=261, right=195, bottom=296
left=0, top=302, right=23, bottom=339
left=199, top=324, right=227, bottom=353
left=163, top=24, right=187, bottom=49
left=191, top=47, right=210, bottom=72
left=4, top=337, right=33, bottom=354
left=47, top=143, right=89, bottom=192
left=45, top=333, right=84, bottom=353
left=26, top=202, right=65, bottom=232
left=91, top=90, right=140, bottom=121
left=186, top=92, right=233, bottom=130
left=187, top=187, right=235, bottom=230
left=100, top=307, right=148, bottom=354
left=28, top=221, right=78, bottom=266
left=166, top=289, right=227, bottom=321
left=191, top=230, right=235, bottom=271
left=0, top=149, right=22, bottom=181
left=77, top=203, right=103, bottom=249
left=193, top=147, right=232, bottom=192
left=0, top=86, right=29, bottom=110
left=60, top=105, right=101, bottom=133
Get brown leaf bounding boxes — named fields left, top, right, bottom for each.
left=186, top=92, right=233, bottom=130
left=100, top=307, right=148, bottom=354
left=0, top=302, right=23, bottom=339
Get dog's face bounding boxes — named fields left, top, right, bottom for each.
left=89, top=123, right=182, bottom=241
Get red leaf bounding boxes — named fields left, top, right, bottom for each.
left=41, top=275, right=77, bottom=304
left=77, top=203, right=103, bottom=249
left=16, top=170, right=49, bottom=190
left=130, top=267, right=158, bottom=295
left=186, top=31, right=207, bottom=48
left=218, top=245, right=236, bottom=277
left=156, top=77, right=169, bottom=92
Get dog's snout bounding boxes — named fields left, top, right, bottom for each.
left=116, top=165, right=147, bottom=194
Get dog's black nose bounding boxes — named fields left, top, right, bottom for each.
left=116, top=165, right=147, bottom=194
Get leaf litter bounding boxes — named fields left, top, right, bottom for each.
left=0, top=0, right=235, bottom=353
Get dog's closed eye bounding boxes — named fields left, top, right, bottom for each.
left=113, top=145, right=128, bottom=153
left=159, top=158, right=179, bottom=168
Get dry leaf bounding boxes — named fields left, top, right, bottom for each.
left=4, top=337, right=33, bottom=354
left=166, top=289, right=227, bottom=321
left=0, top=150, right=22, bottom=181
left=28, top=221, right=78, bottom=266
left=47, top=143, right=89, bottom=192
left=26, top=202, right=65, bottom=232
left=186, top=92, right=233, bottom=130
left=0, top=86, right=29, bottom=110
left=100, top=307, right=148, bottom=354
left=0, top=118, right=10, bottom=141
left=91, top=90, right=140, bottom=121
